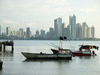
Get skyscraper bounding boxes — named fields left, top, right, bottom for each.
left=69, top=15, right=76, bottom=39
left=76, top=23, right=82, bottom=38
left=82, top=22, right=88, bottom=38
left=26, top=27, right=30, bottom=38
left=49, top=27, right=53, bottom=38
left=6, top=26, right=11, bottom=36
left=91, top=26, right=95, bottom=38
left=54, top=17, right=62, bottom=38
left=54, top=19, right=58, bottom=38
left=62, top=22, right=66, bottom=37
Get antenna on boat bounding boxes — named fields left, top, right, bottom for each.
left=44, top=43, right=58, bottom=48
left=51, top=43, right=60, bottom=48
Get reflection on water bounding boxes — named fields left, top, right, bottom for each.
left=78, top=56, right=91, bottom=59
left=23, top=59, right=71, bottom=64
left=0, top=51, right=14, bottom=57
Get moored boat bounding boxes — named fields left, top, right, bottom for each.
left=71, top=45, right=99, bottom=56
left=21, top=52, right=72, bottom=59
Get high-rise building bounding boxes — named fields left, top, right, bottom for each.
left=40, top=30, right=45, bottom=38
left=49, top=27, right=53, bottom=38
left=16, top=30, right=21, bottom=37
left=91, top=26, right=95, bottom=38
left=69, top=15, right=76, bottom=39
left=87, top=27, right=91, bottom=38
left=54, top=19, right=58, bottom=38
left=19, top=28, right=24, bottom=38
left=26, top=27, right=30, bottom=38
left=62, top=22, right=66, bottom=37
left=35, top=30, right=39, bottom=38
left=82, top=22, right=88, bottom=38
left=64, top=28, right=67, bottom=37
left=66, top=25, right=71, bottom=38
left=11, top=30, right=17, bottom=36
left=76, top=23, right=82, bottom=38
left=78, top=26, right=82, bottom=39
left=6, top=26, right=11, bottom=36
left=54, top=17, right=62, bottom=38
left=47, top=32, right=50, bottom=38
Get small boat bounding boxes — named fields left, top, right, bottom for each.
left=21, top=51, right=72, bottom=59
left=71, top=45, right=99, bottom=56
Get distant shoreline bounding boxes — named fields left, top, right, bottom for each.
left=0, top=38, right=100, bottom=41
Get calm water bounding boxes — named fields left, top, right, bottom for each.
left=0, top=40, right=100, bottom=75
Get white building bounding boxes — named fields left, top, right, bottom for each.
left=69, top=15, right=76, bottom=39
left=82, top=22, right=88, bottom=38
left=54, top=17, right=62, bottom=38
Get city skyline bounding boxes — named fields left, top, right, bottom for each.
left=0, top=15, right=95, bottom=40
left=0, top=0, right=100, bottom=38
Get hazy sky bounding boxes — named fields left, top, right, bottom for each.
left=0, top=0, right=100, bottom=38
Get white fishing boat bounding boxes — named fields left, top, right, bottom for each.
left=21, top=37, right=72, bottom=59
left=21, top=49, right=72, bottom=59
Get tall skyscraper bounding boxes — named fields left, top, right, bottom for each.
left=54, top=19, right=58, bottom=38
left=69, top=15, right=76, bottom=39
left=91, top=26, right=95, bottom=38
left=76, top=23, right=82, bottom=38
left=26, top=27, right=30, bottom=38
left=6, top=26, right=11, bottom=36
left=82, top=22, right=88, bottom=38
left=54, top=17, right=62, bottom=38
left=62, top=22, right=66, bottom=37
left=49, top=27, right=53, bottom=38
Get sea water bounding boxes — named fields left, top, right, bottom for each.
left=0, top=40, right=100, bottom=75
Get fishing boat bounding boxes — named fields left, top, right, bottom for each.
left=71, top=45, right=99, bottom=56
left=21, top=36, right=72, bottom=59
left=21, top=50, right=72, bottom=59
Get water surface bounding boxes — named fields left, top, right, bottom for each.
left=0, top=40, right=100, bottom=75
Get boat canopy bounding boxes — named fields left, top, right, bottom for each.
left=79, top=45, right=99, bottom=50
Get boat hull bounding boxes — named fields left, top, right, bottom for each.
left=21, top=52, right=72, bottom=59
left=71, top=52, right=91, bottom=56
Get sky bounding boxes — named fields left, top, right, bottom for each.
left=0, top=0, right=100, bottom=38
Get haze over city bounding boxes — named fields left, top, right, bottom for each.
left=0, top=0, right=100, bottom=38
